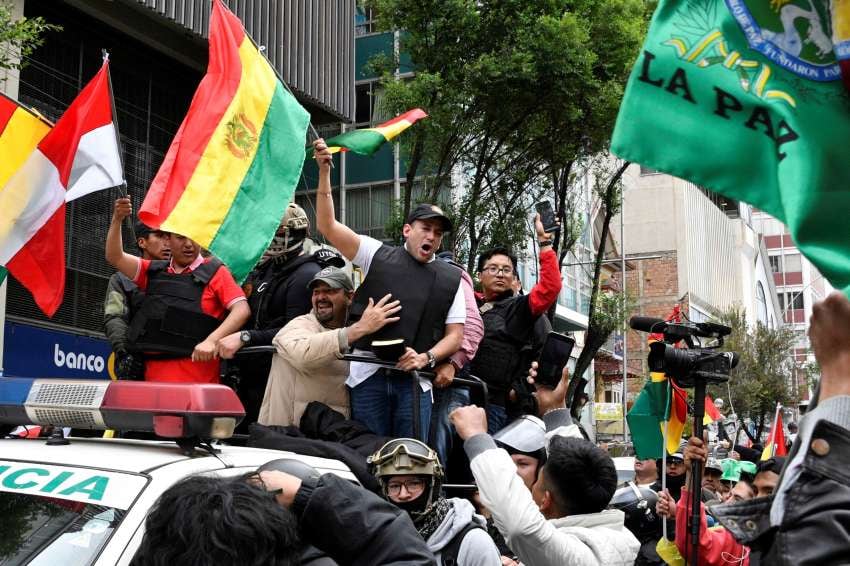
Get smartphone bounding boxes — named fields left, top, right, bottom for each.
left=535, top=200, right=560, bottom=234
left=536, top=332, right=575, bottom=388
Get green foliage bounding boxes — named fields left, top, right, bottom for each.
left=0, top=2, right=61, bottom=71
left=710, top=308, right=800, bottom=438
left=366, top=0, right=649, bottom=265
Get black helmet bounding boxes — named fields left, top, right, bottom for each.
left=368, top=438, right=443, bottom=518
left=608, top=482, right=661, bottom=541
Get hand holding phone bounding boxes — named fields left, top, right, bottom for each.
left=535, top=332, right=575, bottom=388
left=535, top=200, right=560, bottom=235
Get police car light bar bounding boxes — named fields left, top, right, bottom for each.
left=0, top=378, right=245, bottom=439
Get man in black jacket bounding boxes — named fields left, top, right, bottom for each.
left=712, top=291, right=850, bottom=566
left=103, top=218, right=171, bottom=380
left=132, top=470, right=435, bottom=566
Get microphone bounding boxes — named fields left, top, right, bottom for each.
left=629, top=316, right=669, bottom=333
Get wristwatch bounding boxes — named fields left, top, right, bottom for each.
left=426, top=350, right=437, bottom=369
left=240, top=330, right=251, bottom=345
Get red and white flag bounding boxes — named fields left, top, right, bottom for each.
left=0, top=60, right=123, bottom=316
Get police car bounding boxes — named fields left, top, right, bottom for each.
left=0, top=377, right=357, bottom=565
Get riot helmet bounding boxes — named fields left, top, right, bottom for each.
left=368, top=438, right=443, bottom=519
left=493, top=414, right=548, bottom=466
left=261, top=203, right=310, bottom=263
left=609, top=482, right=661, bottom=541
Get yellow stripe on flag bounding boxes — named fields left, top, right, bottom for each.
left=372, top=119, right=417, bottom=141
left=161, top=39, right=278, bottom=247
left=0, top=108, right=51, bottom=190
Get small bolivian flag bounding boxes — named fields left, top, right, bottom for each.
left=324, top=108, right=427, bottom=155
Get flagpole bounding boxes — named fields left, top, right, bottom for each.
left=768, top=402, right=781, bottom=458
left=661, top=417, right=669, bottom=540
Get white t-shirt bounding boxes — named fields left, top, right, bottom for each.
left=348, top=235, right=466, bottom=390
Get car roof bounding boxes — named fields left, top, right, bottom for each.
left=0, top=436, right=357, bottom=479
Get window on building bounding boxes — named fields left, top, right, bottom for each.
left=768, top=255, right=781, bottom=273
left=755, top=282, right=768, bottom=326
left=345, top=183, right=394, bottom=241
left=355, top=83, right=374, bottom=125
left=777, top=292, right=805, bottom=311
left=355, top=5, right=376, bottom=36
left=784, top=253, right=802, bottom=272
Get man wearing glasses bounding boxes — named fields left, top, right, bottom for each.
left=470, top=215, right=562, bottom=433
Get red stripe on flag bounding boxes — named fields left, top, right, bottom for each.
left=6, top=205, right=66, bottom=317
left=140, top=0, right=245, bottom=227
left=705, top=395, right=723, bottom=422
left=0, top=95, right=18, bottom=136
left=376, top=108, right=428, bottom=129
left=38, top=63, right=113, bottom=187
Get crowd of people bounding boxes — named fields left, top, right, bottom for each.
left=106, top=139, right=850, bottom=565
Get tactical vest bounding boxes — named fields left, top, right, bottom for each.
left=127, top=258, right=224, bottom=357
left=116, top=272, right=146, bottom=317
left=348, top=245, right=461, bottom=354
left=469, top=295, right=549, bottom=401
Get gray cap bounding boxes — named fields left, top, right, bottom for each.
left=308, top=266, right=353, bottom=291
left=706, top=457, right=723, bottom=472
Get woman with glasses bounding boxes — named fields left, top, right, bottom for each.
left=369, top=438, right=501, bottom=565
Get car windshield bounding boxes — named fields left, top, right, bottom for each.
left=0, top=493, right=126, bottom=566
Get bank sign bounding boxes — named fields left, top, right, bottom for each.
left=3, top=322, right=114, bottom=380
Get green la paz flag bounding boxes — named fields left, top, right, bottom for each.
left=612, top=0, right=850, bottom=294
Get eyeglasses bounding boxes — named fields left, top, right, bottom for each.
left=482, top=265, right=514, bottom=276
left=386, top=478, right=426, bottom=496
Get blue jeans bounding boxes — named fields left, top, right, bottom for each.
left=350, top=368, right=431, bottom=441
left=487, top=403, right=508, bottom=435
left=429, top=386, right=471, bottom=469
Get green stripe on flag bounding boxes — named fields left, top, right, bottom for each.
left=325, top=129, right=388, bottom=156
left=209, top=82, right=310, bottom=282
left=626, top=377, right=670, bottom=460
left=0, top=266, right=6, bottom=285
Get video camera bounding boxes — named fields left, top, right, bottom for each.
left=629, top=316, right=739, bottom=387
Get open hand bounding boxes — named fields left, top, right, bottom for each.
left=356, top=294, right=401, bottom=335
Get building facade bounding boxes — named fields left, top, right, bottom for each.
left=0, top=0, right=354, bottom=376
left=614, top=165, right=785, bottom=405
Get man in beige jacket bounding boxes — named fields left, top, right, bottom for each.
left=258, top=266, right=401, bottom=427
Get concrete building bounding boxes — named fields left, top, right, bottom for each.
left=751, top=209, right=829, bottom=402
left=0, top=0, right=354, bottom=378
left=613, top=165, right=784, bottom=403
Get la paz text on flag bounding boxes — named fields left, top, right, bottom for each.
left=611, top=0, right=850, bottom=295
left=139, top=0, right=310, bottom=283
left=322, top=108, right=428, bottom=155
left=0, top=62, right=123, bottom=316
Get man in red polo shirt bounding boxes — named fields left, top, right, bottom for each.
left=105, top=197, right=249, bottom=383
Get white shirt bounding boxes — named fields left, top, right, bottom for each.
left=347, top=235, right=466, bottom=390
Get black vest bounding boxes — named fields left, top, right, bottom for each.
left=127, top=258, right=224, bottom=357
left=116, top=272, right=146, bottom=317
left=469, top=295, right=549, bottom=399
left=348, top=245, right=461, bottom=354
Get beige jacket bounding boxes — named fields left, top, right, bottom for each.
left=258, top=312, right=350, bottom=427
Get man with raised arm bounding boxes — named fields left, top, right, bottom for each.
left=312, top=138, right=465, bottom=440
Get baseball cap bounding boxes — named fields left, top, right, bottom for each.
left=308, top=266, right=353, bottom=291
left=134, top=220, right=156, bottom=239
left=406, top=203, right=453, bottom=232
left=705, top=457, right=723, bottom=473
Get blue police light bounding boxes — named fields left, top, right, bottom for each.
left=0, top=378, right=245, bottom=439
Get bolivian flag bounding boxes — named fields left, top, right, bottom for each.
left=140, top=0, right=310, bottom=282
left=323, top=108, right=427, bottom=155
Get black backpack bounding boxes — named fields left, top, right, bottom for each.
left=440, top=523, right=485, bottom=566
